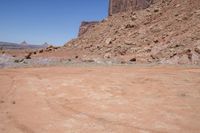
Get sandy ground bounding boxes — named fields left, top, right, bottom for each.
left=0, top=65, right=200, bottom=133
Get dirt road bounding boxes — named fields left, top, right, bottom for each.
left=0, top=65, right=200, bottom=133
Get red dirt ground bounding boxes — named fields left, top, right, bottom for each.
left=0, top=65, right=200, bottom=133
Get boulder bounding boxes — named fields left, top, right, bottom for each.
left=195, top=46, right=200, bottom=54
left=130, top=58, right=137, bottom=62
left=25, top=52, right=32, bottom=59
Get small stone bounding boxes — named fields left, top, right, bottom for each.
left=25, top=52, right=32, bottom=59
left=175, top=4, right=180, bottom=8
left=131, top=14, right=137, bottom=21
left=39, top=49, right=44, bottom=53
left=105, top=38, right=112, bottom=44
left=174, top=13, right=179, bottom=17
left=124, top=40, right=136, bottom=45
left=154, top=8, right=159, bottom=13
left=104, top=53, right=112, bottom=59
left=153, top=39, right=159, bottom=43
left=125, top=23, right=136, bottom=28
left=120, top=61, right=126, bottom=64
left=83, top=59, right=95, bottom=63
left=14, top=59, right=20, bottom=63
left=194, top=9, right=200, bottom=16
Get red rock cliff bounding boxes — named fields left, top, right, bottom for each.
left=78, top=21, right=99, bottom=37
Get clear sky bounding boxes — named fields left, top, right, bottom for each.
left=0, top=0, right=108, bottom=45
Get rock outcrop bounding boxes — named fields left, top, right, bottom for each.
left=78, top=21, right=99, bottom=37
left=108, top=0, right=153, bottom=16
left=78, top=0, right=153, bottom=37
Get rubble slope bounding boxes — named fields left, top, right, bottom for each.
left=63, top=0, right=200, bottom=64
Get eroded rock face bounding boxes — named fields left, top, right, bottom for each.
left=78, top=0, right=153, bottom=37
left=78, top=21, right=99, bottom=37
left=109, top=0, right=153, bottom=15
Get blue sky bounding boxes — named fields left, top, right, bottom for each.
left=0, top=0, right=108, bottom=45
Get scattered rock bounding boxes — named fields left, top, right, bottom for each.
left=14, top=59, right=20, bottom=63
left=153, top=39, right=159, bottom=43
left=45, top=45, right=59, bottom=52
left=82, top=59, right=95, bottom=63
left=184, top=49, right=192, bottom=61
left=25, top=52, right=32, bottom=59
left=120, top=60, right=126, bottom=64
left=131, top=15, right=137, bottom=21
left=105, top=38, right=112, bottom=44
left=154, top=8, right=160, bottom=12
left=124, top=40, right=136, bottom=45
left=39, top=49, right=44, bottom=53
left=194, top=9, right=200, bottom=16
left=179, top=54, right=191, bottom=64
left=194, top=46, right=200, bottom=54
left=104, top=53, right=112, bottom=59
left=125, top=23, right=136, bottom=28
left=129, top=58, right=137, bottom=62
left=14, top=58, right=24, bottom=63
left=192, top=52, right=200, bottom=64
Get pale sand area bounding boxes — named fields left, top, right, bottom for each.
left=0, top=65, right=200, bottom=133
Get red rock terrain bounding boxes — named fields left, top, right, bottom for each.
left=0, top=65, right=200, bottom=133
left=51, top=0, right=199, bottom=65
left=1, top=1, right=200, bottom=132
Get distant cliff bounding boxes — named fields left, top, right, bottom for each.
left=78, top=21, right=99, bottom=37
left=0, top=41, right=48, bottom=50
left=109, top=0, right=153, bottom=15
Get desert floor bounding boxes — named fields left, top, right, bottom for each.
left=0, top=65, right=200, bottom=133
